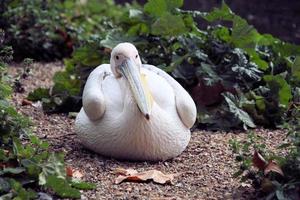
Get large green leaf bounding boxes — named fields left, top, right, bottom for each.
left=1, top=167, right=25, bottom=175
left=100, top=31, right=136, bottom=49
left=46, top=176, right=81, bottom=199
left=200, top=1, right=271, bottom=70
left=71, top=180, right=96, bottom=190
left=223, top=93, right=256, bottom=129
left=144, top=0, right=183, bottom=17
left=200, top=1, right=234, bottom=22
left=264, top=75, right=292, bottom=107
left=151, top=13, right=187, bottom=36
left=39, top=153, right=66, bottom=185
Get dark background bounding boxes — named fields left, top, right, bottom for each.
left=116, top=0, right=300, bottom=44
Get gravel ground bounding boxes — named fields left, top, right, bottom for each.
left=8, top=62, right=286, bottom=200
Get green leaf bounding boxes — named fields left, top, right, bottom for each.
left=151, top=13, right=187, bottom=36
left=2, top=167, right=25, bottom=175
left=39, top=153, right=66, bottom=185
left=27, top=88, right=50, bottom=101
left=46, top=176, right=80, bottom=199
left=101, top=31, right=136, bottom=49
left=52, top=70, right=80, bottom=96
left=223, top=93, right=256, bottom=129
left=0, top=83, right=12, bottom=99
left=144, top=0, right=183, bottom=17
left=201, top=1, right=234, bottom=22
left=9, top=179, right=37, bottom=200
left=129, top=9, right=144, bottom=19
left=212, top=26, right=231, bottom=42
left=264, top=75, right=292, bottom=107
left=292, top=56, right=300, bottom=79
left=197, top=63, right=221, bottom=86
left=255, top=96, right=266, bottom=112
left=127, top=23, right=150, bottom=36
left=71, top=180, right=96, bottom=190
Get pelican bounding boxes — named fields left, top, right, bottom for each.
left=75, top=43, right=196, bottom=161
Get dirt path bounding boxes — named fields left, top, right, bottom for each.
left=8, top=62, right=285, bottom=200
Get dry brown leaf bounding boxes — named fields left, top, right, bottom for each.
left=252, top=150, right=267, bottom=170
left=264, top=161, right=284, bottom=176
left=115, top=169, right=176, bottom=185
left=66, top=166, right=73, bottom=177
left=113, top=168, right=138, bottom=176
left=21, top=99, right=33, bottom=106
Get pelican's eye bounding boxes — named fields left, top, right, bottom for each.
left=116, top=55, right=119, bottom=60
left=135, top=55, right=138, bottom=59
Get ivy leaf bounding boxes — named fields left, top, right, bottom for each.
left=46, top=175, right=81, bottom=199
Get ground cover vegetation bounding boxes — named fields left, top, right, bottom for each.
left=1, top=0, right=300, bottom=199
left=0, top=32, right=95, bottom=199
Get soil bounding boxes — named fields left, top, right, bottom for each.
left=8, top=62, right=286, bottom=200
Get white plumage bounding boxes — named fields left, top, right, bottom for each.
left=75, top=43, right=196, bottom=161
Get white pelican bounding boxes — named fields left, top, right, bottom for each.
left=75, top=43, right=196, bottom=161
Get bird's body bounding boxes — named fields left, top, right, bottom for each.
left=75, top=43, right=196, bottom=161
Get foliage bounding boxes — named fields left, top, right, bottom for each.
left=0, top=32, right=95, bottom=199
left=0, top=0, right=125, bottom=60
left=27, top=0, right=300, bottom=130
left=229, top=108, right=300, bottom=199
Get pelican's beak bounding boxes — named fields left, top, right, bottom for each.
left=120, top=58, right=152, bottom=120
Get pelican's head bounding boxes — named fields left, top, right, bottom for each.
left=110, top=43, right=152, bottom=120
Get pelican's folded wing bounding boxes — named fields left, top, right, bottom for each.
left=142, top=64, right=197, bottom=129
left=82, top=64, right=111, bottom=121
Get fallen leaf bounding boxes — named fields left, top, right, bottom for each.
left=21, top=99, right=33, bottom=106
left=66, top=166, right=73, bottom=177
left=114, top=169, right=176, bottom=185
left=264, top=161, right=284, bottom=176
left=252, top=150, right=267, bottom=170
left=113, top=168, right=138, bottom=176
